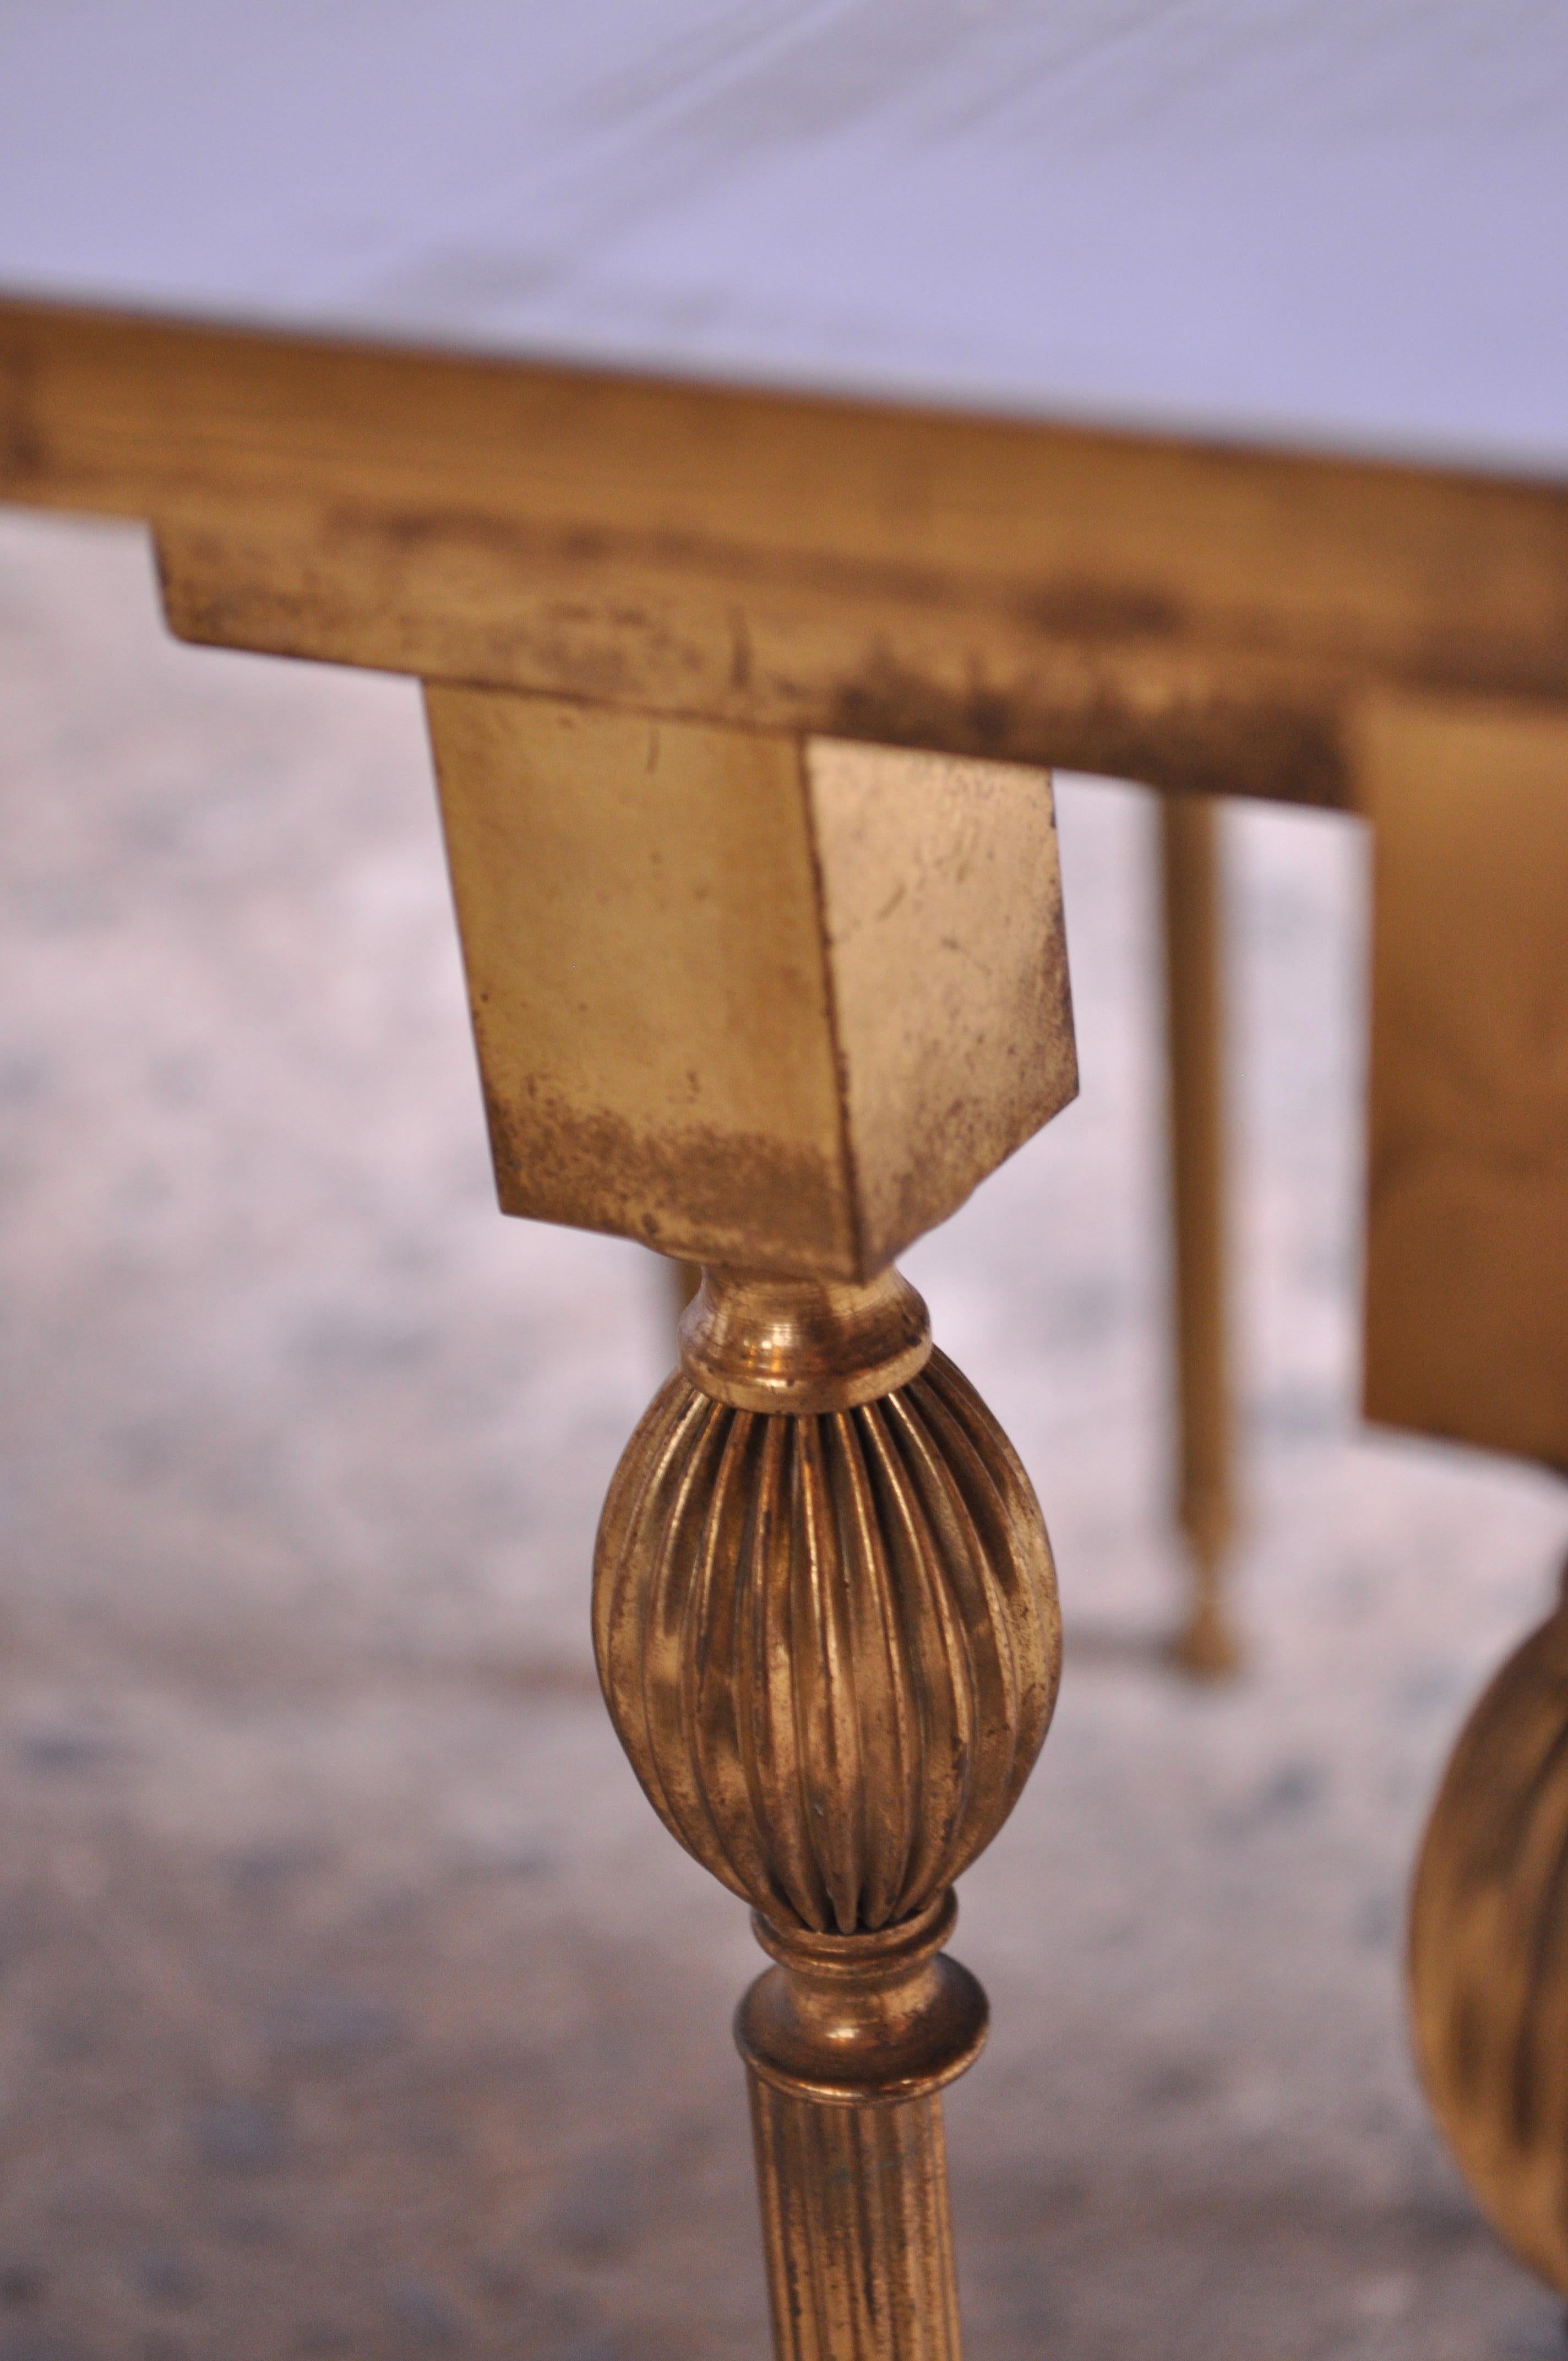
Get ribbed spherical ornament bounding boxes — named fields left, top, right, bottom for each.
left=1410, top=1601, right=1568, bottom=2292
left=592, top=1341, right=1060, bottom=1939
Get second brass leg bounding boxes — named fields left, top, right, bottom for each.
left=1161, top=792, right=1242, bottom=1679
left=749, top=2085, right=961, bottom=2361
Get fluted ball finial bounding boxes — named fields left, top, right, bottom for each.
left=592, top=1268, right=1060, bottom=1941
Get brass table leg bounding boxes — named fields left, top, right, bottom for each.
left=1159, top=791, right=1241, bottom=1678
left=597, top=1269, right=1059, bottom=2359
left=407, top=693, right=1079, bottom=2357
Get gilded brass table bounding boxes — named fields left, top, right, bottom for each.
left=4, top=7, right=1568, bottom=2349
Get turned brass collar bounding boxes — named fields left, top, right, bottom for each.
left=678, top=1266, right=932, bottom=1415
left=737, top=1891, right=989, bottom=2107
left=751, top=1888, right=960, bottom=1982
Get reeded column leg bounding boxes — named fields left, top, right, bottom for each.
left=595, top=1270, right=1061, bottom=2360
left=743, top=1905, right=977, bottom=2361
left=1159, top=791, right=1241, bottom=1678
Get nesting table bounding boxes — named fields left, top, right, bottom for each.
left=4, top=5, right=1568, bottom=2349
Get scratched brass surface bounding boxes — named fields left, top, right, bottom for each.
left=594, top=1269, right=1061, bottom=2360
left=423, top=689, right=1075, bottom=1280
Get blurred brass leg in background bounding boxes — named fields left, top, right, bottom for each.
left=1160, top=792, right=1242, bottom=1678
